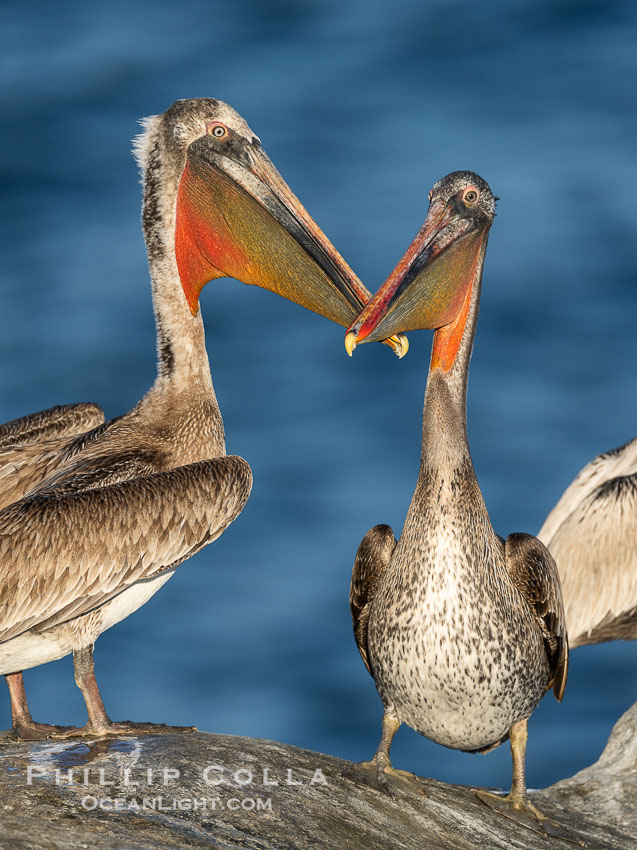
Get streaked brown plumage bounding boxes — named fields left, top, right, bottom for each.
left=345, top=172, right=571, bottom=839
left=539, top=435, right=637, bottom=647
left=0, top=404, right=105, bottom=511
left=0, top=402, right=105, bottom=731
left=0, top=403, right=104, bottom=450
left=1, top=458, right=252, bottom=644
left=349, top=524, right=396, bottom=676
left=1, top=97, right=399, bottom=739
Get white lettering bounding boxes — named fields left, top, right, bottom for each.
left=262, top=769, right=279, bottom=786
left=233, top=769, right=253, bottom=786
left=310, top=769, right=328, bottom=785
left=98, top=769, right=115, bottom=786
left=122, top=768, right=138, bottom=788
left=286, top=769, right=302, bottom=786
left=54, top=768, right=75, bottom=786
left=162, top=768, right=180, bottom=784
left=202, top=765, right=225, bottom=786
left=26, top=766, right=46, bottom=785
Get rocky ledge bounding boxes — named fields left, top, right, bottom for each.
left=0, top=704, right=636, bottom=850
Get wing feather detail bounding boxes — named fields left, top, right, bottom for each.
left=0, top=455, right=252, bottom=643
left=505, top=532, right=569, bottom=701
left=538, top=438, right=637, bottom=646
left=0, top=406, right=108, bottom=511
left=0, top=403, right=104, bottom=449
left=350, top=524, right=396, bottom=676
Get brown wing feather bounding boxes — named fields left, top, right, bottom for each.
left=350, top=524, right=396, bottom=676
left=0, top=436, right=86, bottom=511
left=29, top=450, right=162, bottom=496
left=505, top=532, right=569, bottom=701
left=0, top=403, right=104, bottom=448
left=0, top=455, right=252, bottom=643
left=0, top=405, right=107, bottom=511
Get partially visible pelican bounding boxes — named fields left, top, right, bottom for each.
left=1, top=403, right=105, bottom=736
left=343, top=172, right=571, bottom=840
left=539, top=436, right=637, bottom=647
left=0, top=97, right=405, bottom=740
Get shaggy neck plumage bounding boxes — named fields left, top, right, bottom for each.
left=140, top=125, right=214, bottom=394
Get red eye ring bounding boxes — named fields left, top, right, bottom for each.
left=206, top=122, right=228, bottom=139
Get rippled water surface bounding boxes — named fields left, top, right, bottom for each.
left=1, top=0, right=636, bottom=789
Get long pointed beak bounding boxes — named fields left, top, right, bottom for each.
left=344, top=197, right=489, bottom=350
left=175, top=138, right=407, bottom=357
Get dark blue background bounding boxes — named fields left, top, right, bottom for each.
left=1, top=0, right=636, bottom=790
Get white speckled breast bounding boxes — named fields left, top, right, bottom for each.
left=368, top=463, right=547, bottom=752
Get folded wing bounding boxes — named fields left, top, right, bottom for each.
left=0, top=455, right=252, bottom=643
left=350, top=524, right=397, bottom=676
left=505, top=532, right=568, bottom=701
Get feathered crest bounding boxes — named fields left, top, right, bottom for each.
left=132, top=114, right=160, bottom=172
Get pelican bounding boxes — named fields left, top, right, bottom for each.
left=343, top=172, right=571, bottom=839
left=0, top=97, right=405, bottom=740
left=538, top=436, right=637, bottom=647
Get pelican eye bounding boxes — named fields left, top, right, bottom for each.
left=206, top=122, right=228, bottom=139
left=463, top=188, right=479, bottom=205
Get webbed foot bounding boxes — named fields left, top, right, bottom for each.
left=12, top=720, right=76, bottom=741
left=343, top=757, right=427, bottom=799
left=48, top=720, right=197, bottom=739
left=474, top=789, right=583, bottom=844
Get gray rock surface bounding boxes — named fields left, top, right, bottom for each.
left=1, top=705, right=635, bottom=850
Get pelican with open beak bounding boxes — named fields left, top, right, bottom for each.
left=344, top=172, right=573, bottom=841
left=1, top=98, right=406, bottom=740
left=172, top=103, right=407, bottom=355
left=343, top=171, right=490, bottom=359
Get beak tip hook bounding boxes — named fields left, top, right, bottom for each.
left=344, top=331, right=358, bottom=357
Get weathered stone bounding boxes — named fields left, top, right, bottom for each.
left=0, top=704, right=635, bottom=849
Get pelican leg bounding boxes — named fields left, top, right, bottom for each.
left=343, top=712, right=426, bottom=798
left=73, top=645, right=112, bottom=733
left=49, top=646, right=196, bottom=738
left=474, top=719, right=581, bottom=843
left=5, top=671, right=73, bottom=740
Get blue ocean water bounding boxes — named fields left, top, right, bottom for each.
left=1, top=0, right=636, bottom=791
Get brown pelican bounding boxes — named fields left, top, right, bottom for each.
left=343, top=172, right=570, bottom=839
left=1, top=403, right=105, bottom=736
left=538, top=436, right=637, bottom=647
left=0, top=97, right=405, bottom=740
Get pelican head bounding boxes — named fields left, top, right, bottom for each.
left=137, top=98, right=407, bottom=357
left=344, top=171, right=495, bottom=365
